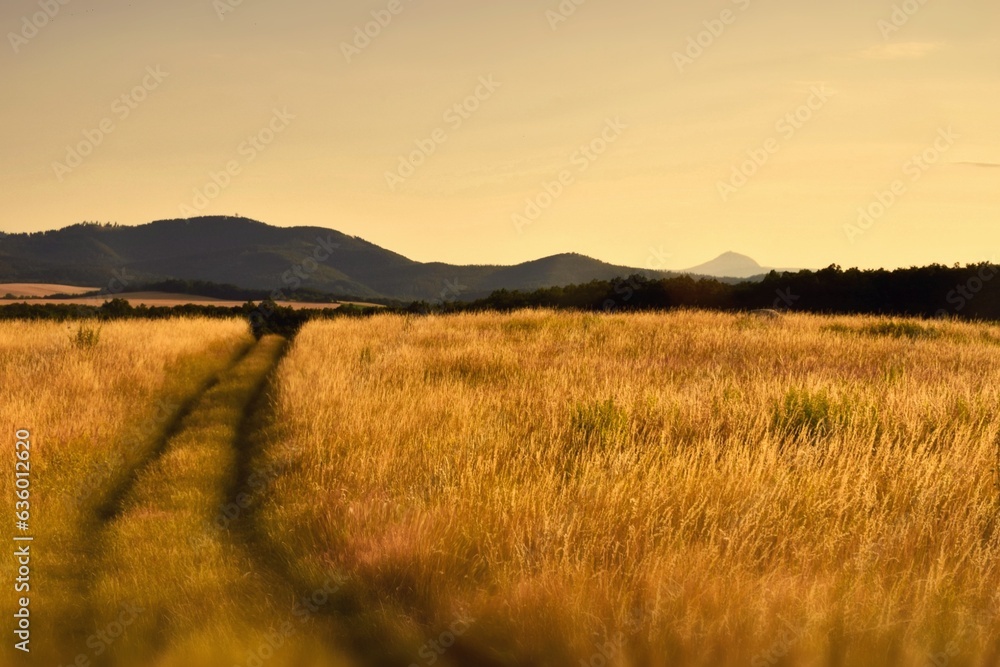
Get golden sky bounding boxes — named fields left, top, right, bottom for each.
left=1, top=0, right=997, bottom=270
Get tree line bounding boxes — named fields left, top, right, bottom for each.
left=0, top=299, right=378, bottom=338
left=5, top=263, right=1000, bottom=336
left=415, top=263, right=1000, bottom=320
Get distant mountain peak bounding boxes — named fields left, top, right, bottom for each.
left=718, top=250, right=758, bottom=262
left=681, top=252, right=767, bottom=279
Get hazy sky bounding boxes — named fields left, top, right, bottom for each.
left=1, top=0, right=997, bottom=270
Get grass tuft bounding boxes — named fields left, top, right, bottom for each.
left=70, top=322, right=102, bottom=349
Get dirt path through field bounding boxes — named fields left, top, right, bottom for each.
left=80, top=336, right=351, bottom=666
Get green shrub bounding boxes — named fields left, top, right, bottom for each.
left=772, top=387, right=835, bottom=440
left=821, top=323, right=853, bottom=335
left=860, top=321, right=941, bottom=340
left=71, top=323, right=102, bottom=350
left=571, top=398, right=629, bottom=449
left=823, top=320, right=941, bottom=341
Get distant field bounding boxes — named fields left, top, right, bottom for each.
left=4, top=311, right=999, bottom=666
left=0, top=289, right=352, bottom=310
left=0, top=282, right=96, bottom=297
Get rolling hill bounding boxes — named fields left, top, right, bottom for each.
left=0, top=217, right=767, bottom=301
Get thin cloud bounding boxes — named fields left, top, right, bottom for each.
left=952, top=161, right=1000, bottom=169
left=856, top=42, right=944, bottom=60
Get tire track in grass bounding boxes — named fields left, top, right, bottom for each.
left=234, top=348, right=511, bottom=667
left=225, top=356, right=383, bottom=664
left=92, top=340, right=256, bottom=523
left=83, top=336, right=352, bottom=666
left=33, top=334, right=254, bottom=666
left=221, top=344, right=366, bottom=663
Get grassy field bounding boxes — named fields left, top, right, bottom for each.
left=254, top=311, right=1000, bottom=666
left=0, top=319, right=253, bottom=664
left=2, top=311, right=999, bottom=665
left=1, top=320, right=359, bottom=666
left=0, top=284, right=96, bottom=298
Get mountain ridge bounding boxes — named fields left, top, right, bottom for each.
left=0, top=217, right=765, bottom=301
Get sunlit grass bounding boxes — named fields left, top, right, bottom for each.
left=0, top=318, right=252, bottom=665
left=4, top=311, right=1000, bottom=666
left=89, top=335, right=349, bottom=666
left=257, top=310, right=1000, bottom=666
left=0, top=323, right=353, bottom=666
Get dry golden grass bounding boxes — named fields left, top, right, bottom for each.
left=0, top=320, right=357, bottom=666
left=256, top=310, right=1000, bottom=666
left=88, top=334, right=352, bottom=667
left=0, top=318, right=252, bottom=664
left=3, top=311, right=999, bottom=666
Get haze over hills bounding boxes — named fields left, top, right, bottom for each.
left=0, top=217, right=774, bottom=301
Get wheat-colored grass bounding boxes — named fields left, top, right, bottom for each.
left=88, top=334, right=351, bottom=667
left=0, top=318, right=252, bottom=665
left=3, top=312, right=999, bottom=666
left=256, top=310, right=1000, bottom=666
